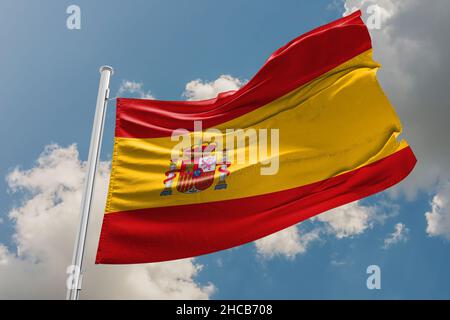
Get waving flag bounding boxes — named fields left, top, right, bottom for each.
left=96, top=11, right=416, bottom=264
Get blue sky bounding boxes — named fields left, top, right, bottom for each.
left=1, top=0, right=450, bottom=299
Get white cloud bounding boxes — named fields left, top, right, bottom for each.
left=426, top=182, right=450, bottom=241
left=117, top=80, right=154, bottom=99
left=255, top=201, right=382, bottom=259
left=316, top=202, right=376, bottom=239
left=0, top=144, right=214, bottom=299
left=255, top=226, right=320, bottom=260
left=344, top=0, right=398, bottom=20
left=254, top=197, right=407, bottom=260
left=383, top=222, right=409, bottom=248
left=183, top=75, right=245, bottom=101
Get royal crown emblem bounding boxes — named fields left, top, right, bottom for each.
left=160, top=143, right=231, bottom=196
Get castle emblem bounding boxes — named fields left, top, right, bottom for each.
left=160, top=143, right=231, bottom=196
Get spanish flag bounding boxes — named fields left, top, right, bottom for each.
left=96, top=11, right=416, bottom=264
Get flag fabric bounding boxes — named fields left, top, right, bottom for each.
left=96, top=11, right=416, bottom=264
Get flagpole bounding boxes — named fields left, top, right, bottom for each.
left=66, top=66, right=113, bottom=300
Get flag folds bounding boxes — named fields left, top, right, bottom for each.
left=96, top=11, right=416, bottom=264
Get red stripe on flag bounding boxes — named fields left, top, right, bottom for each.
left=96, top=146, right=416, bottom=264
left=115, top=11, right=371, bottom=139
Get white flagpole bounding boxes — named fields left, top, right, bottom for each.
left=66, top=66, right=113, bottom=300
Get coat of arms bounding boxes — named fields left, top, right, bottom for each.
left=160, top=143, right=231, bottom=196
